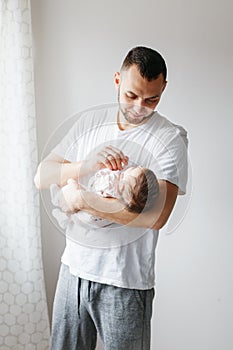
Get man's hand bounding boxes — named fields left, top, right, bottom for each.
left=82, top=146, right=129, bottom=173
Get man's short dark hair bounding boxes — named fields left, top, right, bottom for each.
left=121, top=46, right=167, bottom=81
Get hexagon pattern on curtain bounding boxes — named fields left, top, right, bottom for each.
left=0, top=1, right=50, bottom=349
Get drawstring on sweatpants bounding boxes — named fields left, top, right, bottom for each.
left=88, top=280, right=91, bottom=302
left=77, top=277, right=81, bottom=318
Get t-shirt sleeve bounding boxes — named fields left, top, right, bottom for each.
left=50, top=121, right=80, bottom=162
left=150, top=125, right=188, bottom=195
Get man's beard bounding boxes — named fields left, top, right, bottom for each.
left=117, top=89, right=155, bottom=126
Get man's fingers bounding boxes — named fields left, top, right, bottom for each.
left=102, top=146, right=128, bottom=170
left=102, top=152, right=118, bottom=170
left=96, top=153, right=111, bottom=169
left=86, top=145, right=129, bottom=172
left=96, top=152, right=117, bottom=171
left=105, top=146, right=126, bottom=161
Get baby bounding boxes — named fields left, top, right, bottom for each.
left=50, top=166, right=159, bottom=229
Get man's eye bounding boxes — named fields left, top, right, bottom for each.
left=146, top=98, right=158, bottom=104
left=126, top=94, right=136, bottom=99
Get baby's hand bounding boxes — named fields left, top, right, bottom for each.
left=60, top=179, right=80, bottom=212
left=51, top=179, right=82, bottom=213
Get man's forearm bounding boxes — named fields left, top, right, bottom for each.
left=34, top=160, right=89, bottom=189
left=76, top=180, right=177, bottom=230
left=34, top=145, right=129, bottom=190
left=77, top=190, right=163, bottom=229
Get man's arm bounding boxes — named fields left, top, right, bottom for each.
left=34, top=153, right=84, bottom=189
left=34, top=146, right=129, bottom=190
left=72, top=180, right=178, bottom=230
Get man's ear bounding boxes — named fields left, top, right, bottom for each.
left=114, top=72, right=121, bottom=90
left=162, top=80, right=168, bottom=93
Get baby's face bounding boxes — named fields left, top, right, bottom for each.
left=93, top=166, right=144, bottom=201
left=116, top=166, right=144, bottom=200
left=120, top=166, right=143, bottom=186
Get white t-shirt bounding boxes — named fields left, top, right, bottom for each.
left=51, top=105, right=188, bottom=289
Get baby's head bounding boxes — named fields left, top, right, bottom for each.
left=119, top=166, right=159, bottom=213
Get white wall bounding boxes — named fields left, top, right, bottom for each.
left=31, top=0, right=233, bottom=349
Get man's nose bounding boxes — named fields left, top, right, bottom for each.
left=132, top=99, right=146, bottom=112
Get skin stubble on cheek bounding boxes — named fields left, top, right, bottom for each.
left=118, top=88, right=155, bottom=126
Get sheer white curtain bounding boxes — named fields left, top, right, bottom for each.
left=0, top=1, right=50, bottom=349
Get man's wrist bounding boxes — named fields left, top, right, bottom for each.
left=76, top=160, right=91, bottom=179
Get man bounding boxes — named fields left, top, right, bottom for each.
left=35, top=46, right=188, bottom=349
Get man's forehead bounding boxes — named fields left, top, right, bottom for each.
left=120, top=69, right=164, bottom=93
left=122, top=83, right=162, bottom=99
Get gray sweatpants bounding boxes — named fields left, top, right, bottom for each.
left=51, top=264, right=155, bottom=350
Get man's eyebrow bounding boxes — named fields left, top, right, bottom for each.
left=145, top=94, right=160, bottom=100
left=127, top=91, right=159, bottom=99
left=126, top=90, right=137, bottom=96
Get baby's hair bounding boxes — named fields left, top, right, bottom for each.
left=123, top=168, right=160, bottom=213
